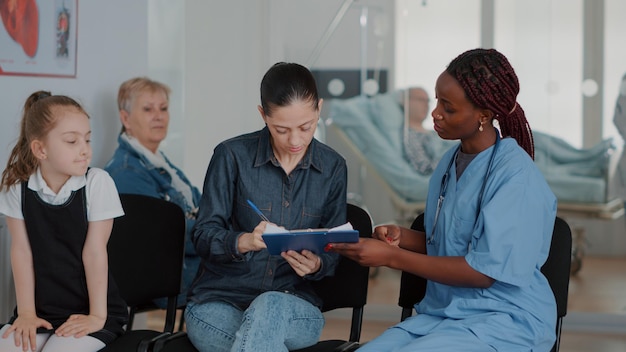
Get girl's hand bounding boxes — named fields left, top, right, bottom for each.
left=56, top=314, right=106, bottom=338
left=3, top=314, right=52, bottom=351
left=282, top=249, right=321, bottom=277
left=373, top=224, right=402, bottom=246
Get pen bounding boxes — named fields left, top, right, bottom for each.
left=247, top=199, right=270, bottom=222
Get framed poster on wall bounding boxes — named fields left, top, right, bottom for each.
left=0, top=0, right=78, bottom=78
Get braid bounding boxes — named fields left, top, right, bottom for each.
left=446, top=48, right=535, bottom=159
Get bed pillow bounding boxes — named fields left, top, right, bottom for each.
left=368, top=90, right=405, bottom=154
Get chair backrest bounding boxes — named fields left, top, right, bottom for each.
left=397, top=214, right=573, bottom=352
left=107, top=193, right=186, bottom=333
left=309, top=203, right=372, bottom=342
left=398, top=213, right=427, bottom=321
left=542, top=216, right=572, bottom=352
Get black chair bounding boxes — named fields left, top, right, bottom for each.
left=151, top=203, right=373, bottom=352
left=99, top=193, right=186, bottom=352
left=398, top=213, right=427, bottom=322
left=292, top=203, right=373, bottom=352
left=542, top=217, right=573, bottom=352
left=398, top=214, right=572, bottom=352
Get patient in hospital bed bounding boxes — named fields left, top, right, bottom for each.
left=402, top=87, right=453, bottom=175
left=328, top=89, right=615, bottom=204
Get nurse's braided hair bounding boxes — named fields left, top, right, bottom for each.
left=446, top=48, right=535, bottom=159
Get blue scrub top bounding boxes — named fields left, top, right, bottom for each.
left=402, top=138, right=558, bottom=351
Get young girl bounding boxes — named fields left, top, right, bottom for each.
left=0, top=91, right=128, bottom=352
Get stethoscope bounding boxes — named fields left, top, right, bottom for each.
left=428, top=131, right=501, bottom=245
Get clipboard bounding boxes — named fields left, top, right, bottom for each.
left=262, top=228, right=359, bottom=255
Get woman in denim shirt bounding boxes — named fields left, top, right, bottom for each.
left=185, top=63, right=348, bottom=352
left=104, top=77, right=201, bottom=308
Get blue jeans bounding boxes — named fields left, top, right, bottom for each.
left=185, top=291, right=324, bottom=352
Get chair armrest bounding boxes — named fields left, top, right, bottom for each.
left=152, top=331, right=191, bottom=352
left=333, top=341, right=360, bottom=352
left=138, top=332, right=171, bottom=352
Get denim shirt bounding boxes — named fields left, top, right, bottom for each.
left=104, top=135, right=202, bottom=298
left=188, top=127, right=348, bottom=309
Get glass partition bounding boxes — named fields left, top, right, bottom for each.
left=605, top=0, right=626, bottom=141
left=309, top=0, right=624, bottom=220
left=148, top=0, right=185, bottom=165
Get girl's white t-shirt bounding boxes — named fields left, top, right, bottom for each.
left=0, top=167, right=124, bottom=221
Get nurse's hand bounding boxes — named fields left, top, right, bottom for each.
left=373, top=224, right=401, bottom=246
left=238, top=221, right=268, bottom=253
left=282, top=250, right=321, bottom=276
left=328, top=238, right=395, bottom=267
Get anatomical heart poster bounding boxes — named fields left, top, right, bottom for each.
left=0, top=0, right=77, bottom=78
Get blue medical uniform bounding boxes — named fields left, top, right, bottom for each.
left=360, top=138, right=557, bottom=352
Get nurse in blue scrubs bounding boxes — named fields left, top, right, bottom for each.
left=330, top=48, right=557, bottom=351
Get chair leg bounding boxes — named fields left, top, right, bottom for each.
left=570, top=225, right=586, bottom=275
left=127, top=308, right=137, bottom=330
left=178, top=309, right=186, bottom=332
left=552, top=318, right=563, bottom=352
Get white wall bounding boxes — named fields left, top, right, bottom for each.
left=181, top=0, right=396, bottom=187
left=0, top=215, right=13, bottom=321
left=147, top=0, right=186, bottom=167
left=395, top=0, right=481, bottom=93
left=182, top=1, right=268, bottom=187
left=0, top=0, right=149, bottom=169
left=604, top=0, right=626, bottom=142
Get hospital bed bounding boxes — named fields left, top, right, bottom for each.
left=324, top=93, right=623, bottom=227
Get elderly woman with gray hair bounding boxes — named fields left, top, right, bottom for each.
left=104, top=77, right=201, bottom=308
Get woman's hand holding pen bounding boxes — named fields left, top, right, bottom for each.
left=237, top=221, right=268, bottom=254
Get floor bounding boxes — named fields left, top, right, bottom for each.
left=147, top=256, right=626, bottom=351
